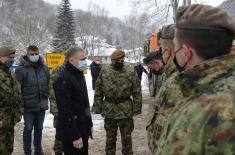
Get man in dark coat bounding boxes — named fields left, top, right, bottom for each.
left=90, top=59, right=101, bottom=90
left=134, top=63, right=148, bottom=81
left=53, top=47, right=93, bottom=155
left=15, top=45, right=50, bottom=155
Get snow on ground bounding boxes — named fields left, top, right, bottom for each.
left=41, top=66, right=149, bottom=133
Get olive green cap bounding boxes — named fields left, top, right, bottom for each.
left=111, top=49, right=125, bottom=60
left=143, top=52, right=162, bottom=65
left=176, top=4, right=235, bottom=35
left=0, top=46, right=16, bottom=56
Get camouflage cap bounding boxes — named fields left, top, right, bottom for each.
left=143, top=52, right=162, bottom=65
left=111, top=49, right=125, bottom=60
left=161, top=24, right=175, bottom=40
left=0, top=46, right=16, bottom=56
left=176, top=4, right=235, bottom=35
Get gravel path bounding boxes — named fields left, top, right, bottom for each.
left=13, top=92, right=153, bottom=155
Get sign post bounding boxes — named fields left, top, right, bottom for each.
left=46, top=53, right=65, bottom=74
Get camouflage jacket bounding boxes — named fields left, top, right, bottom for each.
left=161, top=61, right=176, bottom=84
left=156, top=54, right=235, bottom=155
left=92, top=64, right=142, bottom=119
left=147, top=65, right=180, bottom=154
left=0, top=63, right=23, bottom=128
left=49, top=65, right=65, bottom=114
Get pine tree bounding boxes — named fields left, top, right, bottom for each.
left=52, top=0, right=76, bottom=52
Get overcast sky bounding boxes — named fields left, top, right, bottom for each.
left=43, top=0, right=225, bottom=19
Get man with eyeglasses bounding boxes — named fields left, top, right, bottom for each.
left=15, top=45, right=50, bottom=155
left=92, top=49, right=142, bottom=155
left=0, top=44, right=23, bottom=155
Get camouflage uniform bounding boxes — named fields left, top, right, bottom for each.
left=156, top=54, right=235, bottom=154
left=49, top=65, right=65, bottom=155
left=0, top=62, right=23, bottom=155
left=146, top=62, right=178, bottom=154
left=92, top=64, right=142, bottom=155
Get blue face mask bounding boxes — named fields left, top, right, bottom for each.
left=78, top=60, right=87, bottom=71
left=29, top=55, right=39, bottom=63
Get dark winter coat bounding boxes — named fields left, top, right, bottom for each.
left=15, top=56, right=50, bottom=112
left=134, top=64, right=148, bottom=80
left=53, top=62, right=93, bottom=142
left=90, top=61, right=101, bottom=90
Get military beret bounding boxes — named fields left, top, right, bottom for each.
left=161, top=24, right=175, bottom=40
left=0, top=46, right=16, bottom=56
left=111, top=49, right=125, bottom=60
left=143, top=52, right=162, bottom=65
left=176, top=4, right=235, bottom=35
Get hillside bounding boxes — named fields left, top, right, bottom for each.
left=0, top=0, right=142, bottom=54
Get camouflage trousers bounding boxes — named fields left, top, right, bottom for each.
left=0, top=126, right=14, bottom=155
left=104, top=118, right=134, bottom=155
left=53, top=117, right=63, bottom=154
left=146, top=114, right=163, bottom=155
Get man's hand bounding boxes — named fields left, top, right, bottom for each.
left=0, top=121, right=3, bottom=128
left=73, top=138, right=83, bottom=149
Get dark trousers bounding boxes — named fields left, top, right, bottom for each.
left=63, top=139, right=88, bottom=155
left=23, top=110, right=45, bottom=154
left=53, top=117, right=63, bottom=154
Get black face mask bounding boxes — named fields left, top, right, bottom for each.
left=113, top=62, right=124, bottom=70
left=173, top=47, right=188, bottom=72
left=173, top=56, right=185, bottom=72
left=5, top=60, right=14, bottom=68
left=152, top=68, right=163, bottom=75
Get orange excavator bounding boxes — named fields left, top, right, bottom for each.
left=143, top=31, right=162, bottom=97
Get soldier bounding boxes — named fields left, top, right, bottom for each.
left=143, top=52, right=163, bottom=76
left=0, top=45, right=23, bottom=155
left=92, top=49, right=142, bottom=155
left=156, top=4, right=235, bottom=154
left=49, top=64, right=65, bottom=155
left=145, top=24, right=176, bottom=154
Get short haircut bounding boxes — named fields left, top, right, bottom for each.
left=176, top=29, right=234, bottom=59
left=161, top=39, right=174, bottom=52
left=27, top=45, right=39, bottom=52
left=65, top=46, right=84, bottom=60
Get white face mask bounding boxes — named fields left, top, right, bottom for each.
left=77, top=59, right=87, bottom=71
left=29, top=55, right=39, bottom=63
left=96, top=61, right=101, bottom=64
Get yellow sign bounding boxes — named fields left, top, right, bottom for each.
left=46, top=53, right=65, bottom=69
left=83, top=69, right=87, bottom=75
